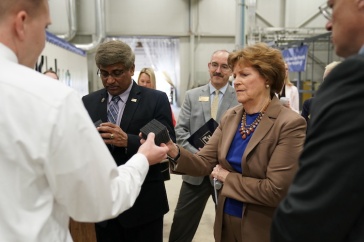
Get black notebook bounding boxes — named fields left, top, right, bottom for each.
left=187, top=118, right=219, bottom=149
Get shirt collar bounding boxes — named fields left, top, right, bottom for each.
left=107, top=80, right=133, bottom=103
left=359, top=45, right=364, bottom=55
left=0, top=43, right=18, bottom=64
left=209, top=82, right=229, bottom=95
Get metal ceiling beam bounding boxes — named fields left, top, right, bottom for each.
left=56, top=0, right=77, bottom=41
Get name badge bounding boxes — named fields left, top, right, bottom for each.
left=199, top=96, right=209, bottom=102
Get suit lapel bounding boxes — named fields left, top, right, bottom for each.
left=120, top=82, right=141, bottom=131
left=98, top=90, right=108, bottom=122
left=242, top=97, right=281, bottom=172
left=216, top=85, right=237, bottom=122
left=94, top=90, right=111, bottom=150
left=200, top=86, right=211, bottom=123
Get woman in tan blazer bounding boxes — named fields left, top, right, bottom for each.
left=165, top=43, right=306, bottom=242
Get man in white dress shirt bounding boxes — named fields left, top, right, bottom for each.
left=0, top=1, right=168, bottom=241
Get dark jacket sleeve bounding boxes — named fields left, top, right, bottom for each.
left=300, top=98, right=312, bottom=122
left=271, top=56, right=364, bottom=242
left=125, top=89, right=176, bottom=157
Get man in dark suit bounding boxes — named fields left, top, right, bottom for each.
left=271, top=1, right=364, bottom=241
left=82, top=40, right=176, bottom=242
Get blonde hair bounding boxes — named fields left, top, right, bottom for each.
left=137, top=68, right=156, bottom=89
left=284, top=63, right=294, bottom=86
left=323, top=61, right=341, bottom=79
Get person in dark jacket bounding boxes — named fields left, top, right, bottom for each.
left=271, top=1, right=364, bottom=241
left=82, top=40, right=176, bottom=242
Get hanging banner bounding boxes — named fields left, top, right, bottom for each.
left=282, top=45, right=309, bottom=72
left=46, top=31, right=86, bottom=57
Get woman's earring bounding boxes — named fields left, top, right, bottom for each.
left=266, top=84, right=269, bottom=88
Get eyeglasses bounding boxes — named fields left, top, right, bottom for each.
left=209, top=62, right=231, bottom=72
left=97, top=69, right=125, bottom=79
left=319, top=3, right=332, bottom=21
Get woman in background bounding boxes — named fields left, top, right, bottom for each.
left=137, top=67, right=156, bottom=89
left=137, top=67, right=176, bottom=126
left=278, top=63, right=299, bottom=113
left=137, top=67, right=175, bottom=181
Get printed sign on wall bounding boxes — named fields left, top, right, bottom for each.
left=282, top=45, right=309, bottom=72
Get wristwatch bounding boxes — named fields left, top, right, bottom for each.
left=167, top=145, right=180, bottom=165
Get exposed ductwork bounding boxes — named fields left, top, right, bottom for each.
left=56, top=0, right=77, bottom=41
left=188, top=0, right=196, bottom=89
left=74, top=0, right=106, bottom=52
left=235, top=0, right=245, bottom=50
left=246, top=0, right=257, bottom=45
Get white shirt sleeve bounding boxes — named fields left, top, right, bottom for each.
left=44, top=91, right=149, bottom=222
left=287, top=85, right=299, bottom=113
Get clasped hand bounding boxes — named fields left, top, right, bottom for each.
left=211, top=164, right=229, bottom=183
left=138, top=133, right=169, bottom=165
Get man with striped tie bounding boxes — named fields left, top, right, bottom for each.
left=82, top=40, right=176, bottom=242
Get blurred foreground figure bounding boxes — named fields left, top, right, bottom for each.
left=0, top=1, right=168, bottom=241
left=271, top=0, right=364, bottom=241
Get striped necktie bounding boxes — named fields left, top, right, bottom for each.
left=107, top=96, right=121, bottom=124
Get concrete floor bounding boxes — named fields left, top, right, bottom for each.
left=163, top=104, right=215, bottom=242
left=163, top=174, right=215, bottom=242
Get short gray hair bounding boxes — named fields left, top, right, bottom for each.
left=323, top=61, right=341, bottom=79
left=95, top=40, right=135, bottom=69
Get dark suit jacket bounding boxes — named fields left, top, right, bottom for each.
left=301, top=97, right=313, bottom=123
left=82, top=81, right=176, bottom=228
left=271, top=55, right=364, bottom=242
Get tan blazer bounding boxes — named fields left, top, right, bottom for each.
left=172, top=96, right=306, bottom=242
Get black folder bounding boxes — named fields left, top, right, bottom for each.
left=187, top=118, right=219, bottom=149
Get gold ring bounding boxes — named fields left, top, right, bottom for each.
left=110, top=133, right=114, bottom=139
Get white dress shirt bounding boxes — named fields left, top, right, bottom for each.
left=0, top=43, right=149, bottom=242
left=209, top=82, right=229, bottom=108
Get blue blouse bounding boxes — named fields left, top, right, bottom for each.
left=224, top=112, right=259, bottom=218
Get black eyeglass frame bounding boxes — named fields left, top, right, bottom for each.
left=97, top=69, right=126, bottom=79
left=209, top=62, right=231, bottom=72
